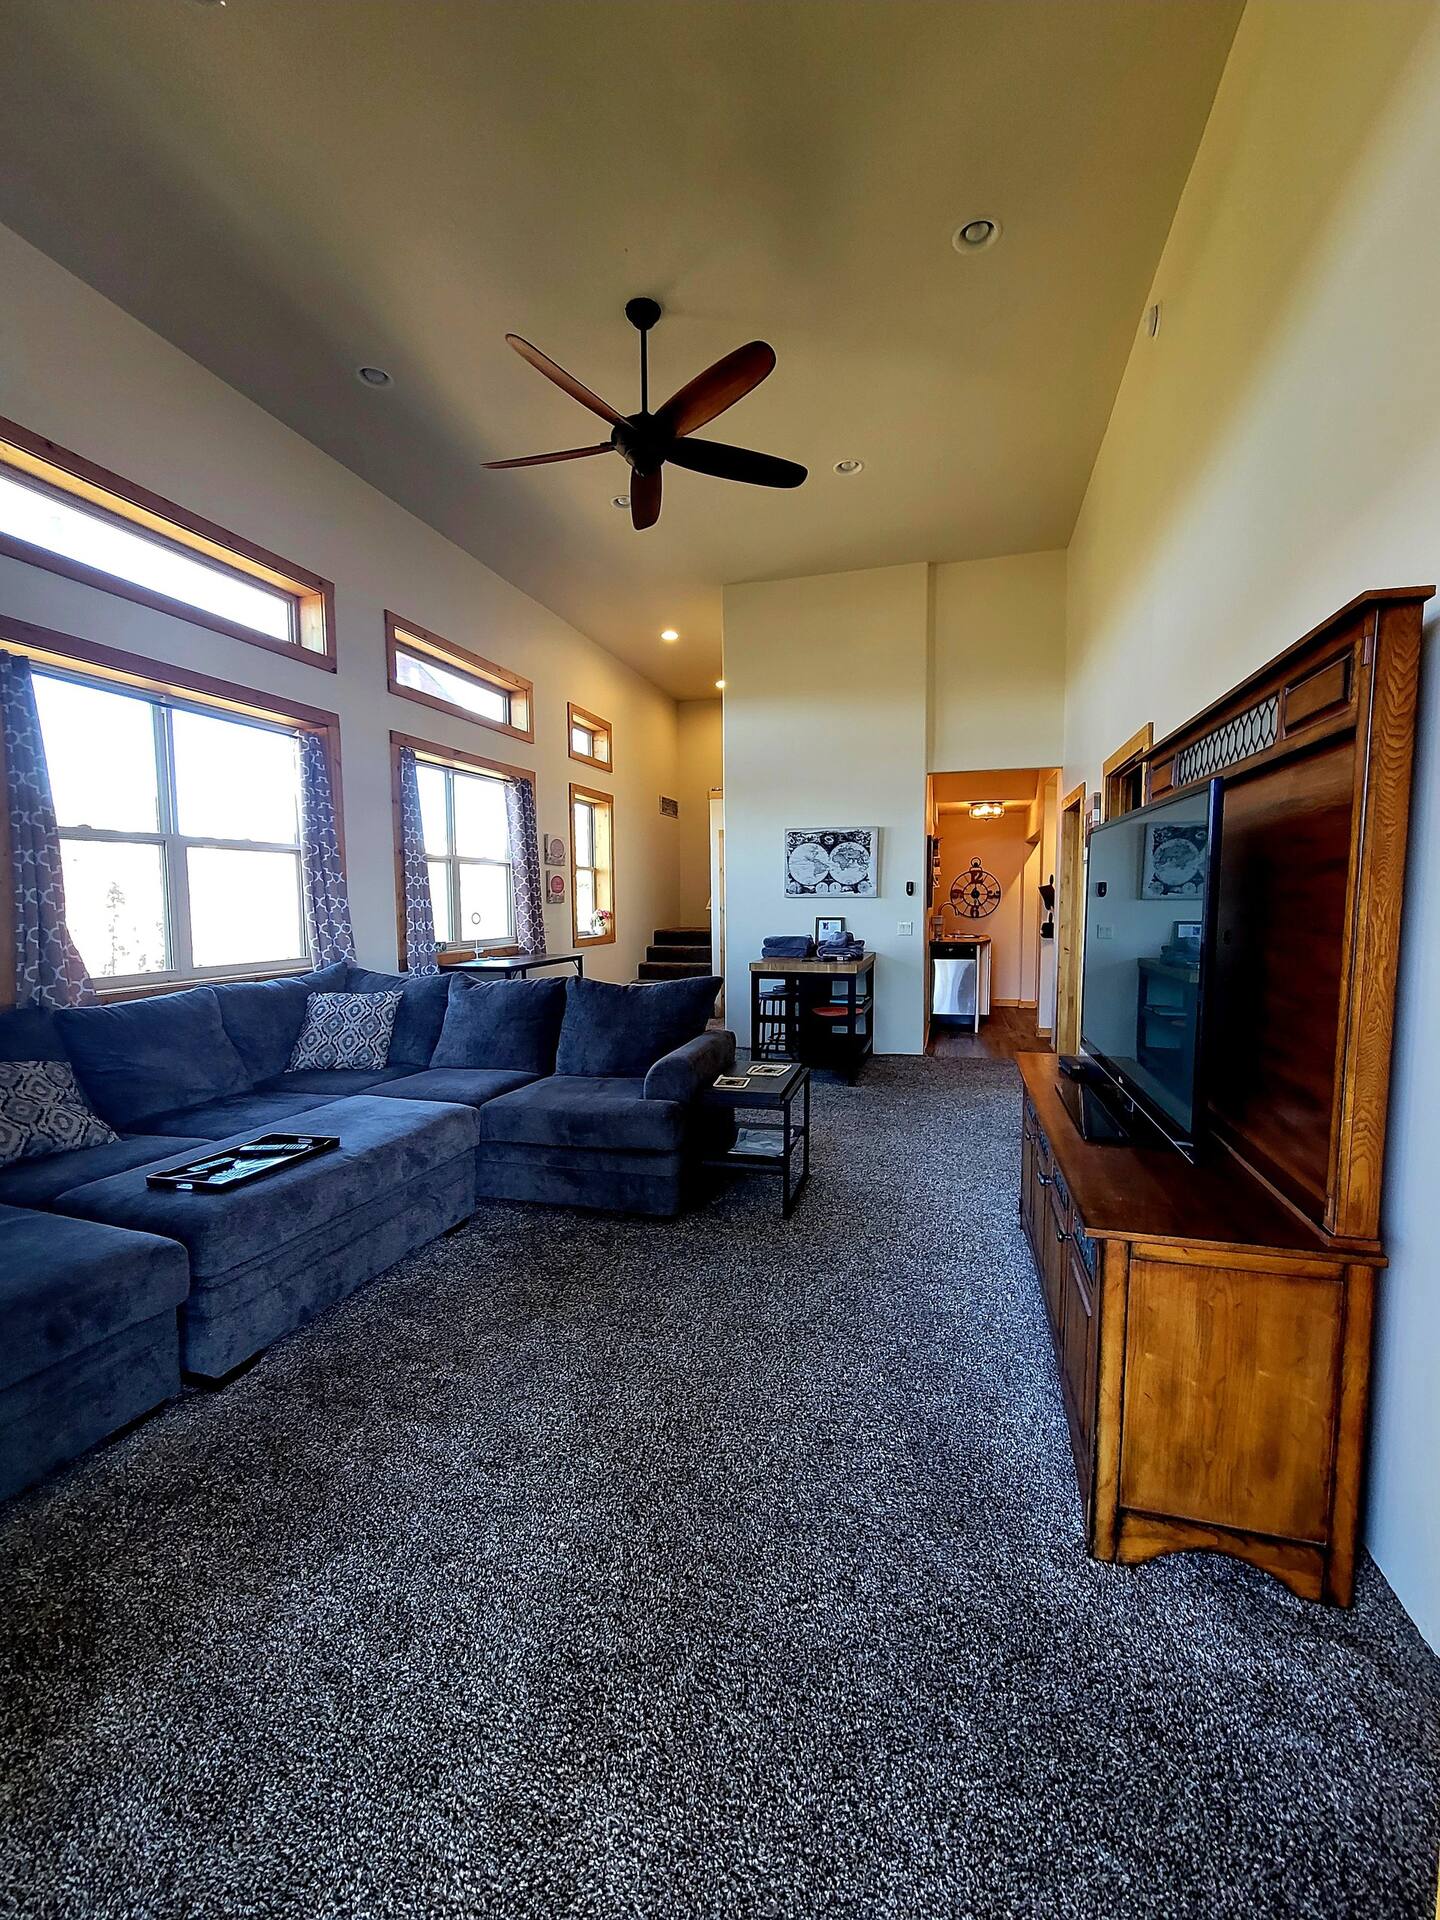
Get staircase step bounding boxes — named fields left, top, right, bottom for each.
left=652, top=926, right=711, bottom=946
left=637, top=959, right=714, bottom=980
left=646, top=942, right=710, bottom=965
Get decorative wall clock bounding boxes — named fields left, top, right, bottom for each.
left=950, top=859, right=1002, bottom=919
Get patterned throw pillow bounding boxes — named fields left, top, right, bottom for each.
left=286, top=991, right=403, bottom=1072
left=0, top=1059, right=118, bottom=1169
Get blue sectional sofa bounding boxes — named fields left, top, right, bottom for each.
left=0, top=963, right=730, bottom=1500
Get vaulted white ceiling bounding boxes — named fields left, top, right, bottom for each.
left=0, top=0, right=1240, bottom=696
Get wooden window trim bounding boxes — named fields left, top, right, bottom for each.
left=567, top=700, right=614, bottom=773
left=388, top=729, right=534, bottom=969
left=1101, top=721, right=1154, bottom=820
left=0, top=414, right=336, bottom=668
left=569, top=780, right=616, bottom=948
left=385, top=611, right=534, bottom=744
left=0, top=614, right=344, bottom=1007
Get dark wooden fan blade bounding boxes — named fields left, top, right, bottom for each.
left=665, top=437, right=807, bottom=489
left=654, top=341, right=776, bottom=438
left=484, top=444, right=612, bottom=469
left=630, top=468, right=662, bottom=530
left=505, top=334, right=625, bottom=427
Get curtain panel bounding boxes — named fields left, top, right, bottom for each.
left=0, top=652, right=97, bottom=1009
left=505, top=776, right=546, bottom=954
left=297, top=731, right=355, bottom=969
left=397, top=745, right=438, bottom=975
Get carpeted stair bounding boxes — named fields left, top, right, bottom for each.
left=638, top=924, right=713, bottom=980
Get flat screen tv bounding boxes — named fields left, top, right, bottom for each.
left=1079, top=779, right=1223, bottom=1156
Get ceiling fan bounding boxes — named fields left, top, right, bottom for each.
left=484, top=297, right=807, bottom=530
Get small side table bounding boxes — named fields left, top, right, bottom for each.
left=701, top=1064, right=811, bottom=1217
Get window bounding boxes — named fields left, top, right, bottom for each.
left=567, top=701, right=613, bottom=771
left=570, top=783, right=615, bottom=945
left=32, top=670, right=311, bottom=985
left=386, top=612, right=533, bottom=742
left=415, top=760, right=515, bottom=950
left=0, top=416, right=334, bottom=664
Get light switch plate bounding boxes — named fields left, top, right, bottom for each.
left=897, top=920, right=913, bottom=936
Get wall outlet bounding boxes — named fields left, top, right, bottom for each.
left=897, top=919, right=914, bottom=936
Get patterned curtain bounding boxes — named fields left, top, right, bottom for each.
left=0, top=652, right=97, bottom=1010
left=505, top=776, right=546, bottom=954
left=297, top=731, right=355, bottom=968
left=397, top=746, right=438, bottom=975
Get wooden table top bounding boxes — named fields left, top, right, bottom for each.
left=750, top=953, right=876, bottom=975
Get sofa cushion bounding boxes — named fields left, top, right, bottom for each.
left=214, top=962, right=349, bottom=1081
left=288, top=991, right=401, bottom=1072
left=377, top=1068, right=537, bottom=1109
left=0, top=1060, right=117, bottom=1168
left=477, top=1076, right=685, bottom=1153
left=0, top=1134, right=207, bottom=1209
left=258, top=1067, right=411, bottom=1097
left=554, top=975, right=721, bottom=1078
left=0, top=1204, right=190, bottom=1395
left=344, top=966, right=453, bottom=1067
left=56, top=986, right=250, bottom=1130
left=56, top=1094, right=479, bottom=1281
left=136, top=1092, right=344, bottom=1140
left=0, top=1007, right=69, bottom=1063
left=433, top=977, right=566, bottom=1076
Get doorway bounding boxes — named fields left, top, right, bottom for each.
left=1055, top=782, right=1087, bottom=1056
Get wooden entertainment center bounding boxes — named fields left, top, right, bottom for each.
left=1020, top=587, right=1431, bottom=1604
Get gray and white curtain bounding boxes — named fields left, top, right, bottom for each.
left=297, top=731, right=355, bottom=968
left=397, top=745, right=438, bottom=975
left=0, top=652, right=96, bottom=1010
left=505, top=775, right=546, bottom=954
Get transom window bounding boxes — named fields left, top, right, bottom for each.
left=415, top=760, right=515, bottom=948
left=33, top=671, right=310, bottom=984
left=568, top=701, right=613, bottom=771
left=386, top=612, right=533, bottom=743
left=0, top=417, right=334, bottom=663
left=570, top=783, right=615, bottom=945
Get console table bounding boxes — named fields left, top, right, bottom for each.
left=749, top=953, right=875, bottom=1082
left=450, top=951, right=585, bottom=980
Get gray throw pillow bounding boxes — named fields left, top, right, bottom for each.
left=287, top=991, right=402, bottom=1072
left=0, top=1059, right=118, bottom=1169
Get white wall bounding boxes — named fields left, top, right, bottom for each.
left=0, top=221, right=680, bottom=984
left=675, top=698, right=723, bottom=928
left=722, top=564, right=930, bottom=1054
left=930, top=550, right=1067, bottom=771
left=1065, top=0, right=1440, bottom=1649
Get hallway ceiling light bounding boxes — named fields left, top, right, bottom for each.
left=660, top=628, right=679, bottom=642
left=952, top=217, right=1001, bottom=253
left=969, top=800, right=1005, bottom=819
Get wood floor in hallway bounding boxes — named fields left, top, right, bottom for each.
left=927, top=1004, right=1053, bottom=1062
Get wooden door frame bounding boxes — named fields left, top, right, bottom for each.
left=1102, top=721, right=1154, bottom=819
left=1055, top=781, right=1087, bottom=1056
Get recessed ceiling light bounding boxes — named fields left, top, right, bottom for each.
left=952, top=217, right=1001, bottom=254
left=356, top=365, right=392, bottom=387
left=715, top=679, right=726, bottom=690
left=660, top=628, right=679, bottom=642
left=612, top=494, right=630, bottom=509
left=833, top=459, right=865, bottom=476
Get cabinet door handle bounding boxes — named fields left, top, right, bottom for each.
left=1055, top=1223, right=1069, bottom=1244
left=1038, top=1171, right=1053, bottom=1188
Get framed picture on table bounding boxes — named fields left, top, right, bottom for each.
left=815, top=916, right=846, bottom=942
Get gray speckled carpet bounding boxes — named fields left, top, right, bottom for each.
left=2, top=1056, right=1438, bottom=1919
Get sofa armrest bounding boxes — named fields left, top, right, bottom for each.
left=643, top=1030, right=736, bottom=1103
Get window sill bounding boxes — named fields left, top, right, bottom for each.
left=95, top=964, right=312, bottom=1003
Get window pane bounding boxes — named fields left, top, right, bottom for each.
left=575, top=867, right=596, bottom=934
left=416, top=764, right=450, bottom=857
left=172, top=710, right=300, bottom=843
left=453, top=771, right=509, bottom=861
left=571, top=723, right=594, bottom=757
left=187, top=848, right=304, bottom=967
left=0, top=469, right=294, bottom=641
left=60, top=837, right=168, bottom=977
left=459, top=862, right=512, bottom=943
left=34, top=674, right=159, bottom=833
left=394, top=646, right=509, bottom=724
left=573, top=799, right=593, bottom=868
left=427, top=860, right=453, bottom=944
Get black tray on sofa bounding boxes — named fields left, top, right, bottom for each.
left=145, top=1133, right=339, bottom=1193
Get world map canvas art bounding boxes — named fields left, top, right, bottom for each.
left=784, top=827, right=879, bottom=897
